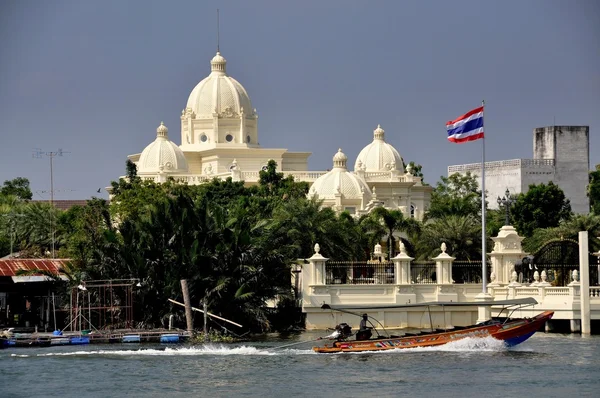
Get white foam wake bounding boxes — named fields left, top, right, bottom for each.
left=9, top=336, right=528, bottom=358
left=10, top=344, right=316, bottom=358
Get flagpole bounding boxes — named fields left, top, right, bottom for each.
left=481, top=100, right=487, bottom=294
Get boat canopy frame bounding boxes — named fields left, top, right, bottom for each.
left=320, top=298, right=539, bottom=335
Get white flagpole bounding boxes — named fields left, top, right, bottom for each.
left=481, top=100, right=487, bottom=294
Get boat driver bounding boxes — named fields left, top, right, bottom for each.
left=360, top=314, right=369, bottom=330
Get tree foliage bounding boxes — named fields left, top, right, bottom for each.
left=367, top=207, right=421, bottom=259
left=512, top=182, right=572, bottom=237
left=589, top=165, right=600, bottom=215
left=426, top=172, right=482, bottom=221
left=1, top=177, right=32, bottom=200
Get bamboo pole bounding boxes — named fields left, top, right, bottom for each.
left=168, top=299, right=243, bottom=328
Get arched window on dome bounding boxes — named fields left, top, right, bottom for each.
left=410, top=204, right=416, bottom=218
left=246, top=135, right=251, bottom=144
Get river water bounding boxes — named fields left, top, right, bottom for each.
left=1, top=331, right=599, bottom=398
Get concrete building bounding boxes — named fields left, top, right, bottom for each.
left=125, top=51, right=432, bottom=219
left=448, top=126, right=590, bottom=214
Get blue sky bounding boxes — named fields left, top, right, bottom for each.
left=1, top=0, right=598, bottom=200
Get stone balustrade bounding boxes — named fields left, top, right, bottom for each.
left=300, top=230, right=600, bottom=331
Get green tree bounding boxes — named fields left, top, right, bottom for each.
left=416, top=215, right=482, bottom=260
left=0, top=194, right=25, bottom=256
left=512, top=182, right=572, bottom=237
left=368, top=207, right=421, bottom=259
left=407, top=161, right=424, bottom=179
left=1, top=177, right=32, bottom=200
left=589, top=165, right=600, bottom=215
left=258, top=159, right=309, bottom=200
left=426, top=172, right=482, bottom=221
left=523, top=214, right=600, bottom=253
left=269, top=197, right=360, bottom=260
left=13, top=201, right=61, bottom=257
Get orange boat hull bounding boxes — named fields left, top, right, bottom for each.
left=313, top=311, right=554, bottom=353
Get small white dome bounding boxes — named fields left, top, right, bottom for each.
left=309, top=149, right=371, bottom=200
left=332, top=148, right=347, bottom=168
left=354, top=124, right=404, bottom=173
left=186, top=51, right=254, bottom=119
left=138, top=122, right=188, bottom=174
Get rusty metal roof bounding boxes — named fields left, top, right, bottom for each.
left=0, top=259, right=69, bottom=277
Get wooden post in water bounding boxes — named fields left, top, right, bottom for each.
left=180, top=280, right=194, bottom=335
left=203, top=300, right=208, bottom=342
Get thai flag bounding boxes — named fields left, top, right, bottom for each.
left=446, top=106, right=484, bottom=143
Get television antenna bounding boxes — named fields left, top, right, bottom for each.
left=33, top=148, right=70, bottom=258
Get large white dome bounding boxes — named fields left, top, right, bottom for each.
left=185, top=52, right=255, bottom=118
left=354, top=125, right=404, bottom=173
left=309, top=149, right=371, bottom=199
left=138, top=122, right=188, bottom=174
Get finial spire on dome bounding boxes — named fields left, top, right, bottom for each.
left=374, top=124, right=385, bottom=140
left=211, top=51, right=227, bottom=74
left=156, top=121, right=169, bottom=138
left=216, top=9, right=220, bottom=53
left=210, top=9, right=227, bottom=74
left=333, top=148, right=348, bottom=169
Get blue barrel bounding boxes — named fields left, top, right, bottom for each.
left=70, top=336, right=90, bottom=345
left=122, top=335, right=141, bottom=343
left=160, top=334, right=180, bottom=343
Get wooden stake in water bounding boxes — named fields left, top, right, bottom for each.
left=180, top=280, right=193, bottom=334
left=203, top=300, right=208, bottom=342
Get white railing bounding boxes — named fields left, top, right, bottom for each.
left=448, top=158, right=555, bottom=174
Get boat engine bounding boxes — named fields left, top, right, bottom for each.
left=334, top=323, right=353, bottom=340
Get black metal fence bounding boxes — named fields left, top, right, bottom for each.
left=411, top=261, right=436, bottom=284
left=322, top=253, right=599, bottom=286
left=325, top=260, right=488, bottom=285
left=518, top=256, right=600, bottom=286
left=453, top=261, right=491, bottom=284
left=325, top=261, right=394, bottom=285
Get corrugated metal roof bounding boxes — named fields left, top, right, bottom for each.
left=0, top=259, right=69, bottom=277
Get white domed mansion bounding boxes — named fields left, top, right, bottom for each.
left=127, top=51, right=432, bottom=220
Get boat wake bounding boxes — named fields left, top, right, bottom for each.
left=8, top=337, right=531, bottom=358
left=9, top=344, right=316, bottom=358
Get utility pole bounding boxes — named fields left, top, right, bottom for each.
left=33, top=148, right=69, bottom=258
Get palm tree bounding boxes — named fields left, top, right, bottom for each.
left=16, top=201, right=60, bottom=256
left=368, top=207, right=422, bottom=259
left=523, top=214, right=600, bottom=253
left=416, top=214, right=481, bottom=260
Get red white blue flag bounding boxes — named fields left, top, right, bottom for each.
left=446, top=106, right=484, bottom=143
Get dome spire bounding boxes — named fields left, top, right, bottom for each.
left=211, top=51, right=227, bottom=74
left=333, top=148, right=348, bottom=169
left=211, top=9, right=227, bottom=74
left=374, top=124, right=385, bottom=140
left=156, top=121, right=168, bottom=138
left=216, top=8, right=220, bottom=53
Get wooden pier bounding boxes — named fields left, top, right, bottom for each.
left=2, top=329, right=192, bottom=348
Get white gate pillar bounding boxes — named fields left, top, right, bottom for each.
left=489, top=225, right=528, bottom=287
left=392, top=241, right=413, bottom=284
left=307, top=243, right=329, bottom=286
left=432, top=243, right=454, bottom=284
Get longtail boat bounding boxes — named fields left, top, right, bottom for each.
left=313, top=298, right=553, bottom=353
